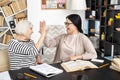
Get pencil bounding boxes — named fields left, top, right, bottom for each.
left=24, top=72, right=37, bottom=79
left=99, top=63, right=109, bottom=68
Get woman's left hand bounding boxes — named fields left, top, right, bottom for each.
left=35, top=55, right=43, bottom=64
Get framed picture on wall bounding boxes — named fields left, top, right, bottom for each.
left=41, top=0, right=66, bottom=9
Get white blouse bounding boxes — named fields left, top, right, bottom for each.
left=60, top=34, right=78, bottom=62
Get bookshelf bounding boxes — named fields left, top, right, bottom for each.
left=85, top=0, right=100, bottom=50
left=86, top=0, right=120, bottom=57
left=85, top=0, right=100, bottom=37
left=98, top=0, right=120, bottom=57
left=0, top=0, right=27, bottom=45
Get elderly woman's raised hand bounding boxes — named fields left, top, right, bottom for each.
left=39, top=21, right=47, bottom=37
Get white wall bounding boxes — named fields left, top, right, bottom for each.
left=27, top=0, right=86, bottom=42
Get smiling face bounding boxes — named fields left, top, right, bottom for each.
left=24, top=26, right=33, bottom=40
left=65, top=18, right=79, bottom=35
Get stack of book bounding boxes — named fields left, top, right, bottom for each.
left=2, top=5, right=13, bottom=17
left=9, top=0, right=26, bottom=13
left=110, top=58, right=120, bottom=72
left=1, top=0, right=26, bottom=17
left=14, top=12, right=27, bottom=24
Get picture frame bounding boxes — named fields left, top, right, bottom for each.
left=41, top=0, right=66, bottom=10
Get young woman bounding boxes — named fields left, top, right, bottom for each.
left=42, top=14, right=97, bottom=63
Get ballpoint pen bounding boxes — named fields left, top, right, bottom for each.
left=99, top=63, right=109, bottom=68
left=24, top=72, right=37, bottom=79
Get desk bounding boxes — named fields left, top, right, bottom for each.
left=9, top=58, right=120, bottom=80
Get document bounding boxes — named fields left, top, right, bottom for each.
left=0, top=71, right=11, bottom=80
left=29, top=63, right=63, bottom=77
left=61, top=60, right=98, bottom=72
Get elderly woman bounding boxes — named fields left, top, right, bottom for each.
left=8, top=20, right=45, bottom=70
left=42, top=14, right=97, bottom=63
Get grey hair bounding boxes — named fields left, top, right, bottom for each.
left=15, top=20, right=33, bottom=35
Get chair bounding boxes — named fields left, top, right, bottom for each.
left=0, top=49, right=10, bottom=72
left=41, top=25, right=66, bottom=64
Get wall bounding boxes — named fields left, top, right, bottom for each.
left=27, top=0, right=86, bottom=42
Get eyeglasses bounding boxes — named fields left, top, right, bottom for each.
left=64, top=22, right=73, bottom=26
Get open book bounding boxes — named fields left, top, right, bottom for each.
left=61, top=60, right=98, bottom=72
left=29, top=63, right=63, bottom=77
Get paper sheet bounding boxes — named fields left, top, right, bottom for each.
left=0, top=71, right=11, bottom=80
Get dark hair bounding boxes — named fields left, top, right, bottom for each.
left=66, top=14, right=83, bottom=33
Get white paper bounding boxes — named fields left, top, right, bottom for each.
left=0, top=71, right=11, bottom=80
left=29, top=63, right=63, bottom=77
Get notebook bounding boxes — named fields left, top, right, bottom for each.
left=29, top=63, right=63, bottom=77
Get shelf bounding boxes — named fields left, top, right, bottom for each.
left=0, top=43, right=8, bottom=49
left=86, top=0, right=120, bottom=56
left=0, top=28, right=9, bottom=37
left=6, top=8, right=27, bottom=19
left=0, top=42, right=8, bottom=46
left=0, top=0, right=27, bottom=45
left=0, top=27, right=8, bottom=30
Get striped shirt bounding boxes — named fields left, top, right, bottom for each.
left=8, top=39, right=39, bottom=70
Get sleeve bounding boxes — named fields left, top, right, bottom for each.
left=81, top=35, right=97, bottom=59
left=44, top=34, right=65, bottom=47
left=8, top=39, right=38, bottom=55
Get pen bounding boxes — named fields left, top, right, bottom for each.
left=99, top=63, right=109, bottom=68
left=24, top=72, right=37, bottom=79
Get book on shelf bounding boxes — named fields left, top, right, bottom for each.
left=2, top=33, right=13, bottom=44
left=0, top=15, right=4, bottom=27
left=11, top=1, right=19, bottom=13
left=0, top=0, right=10, bottom=7
left=2, top=0, right=27, bottom=15
left=61, top=60, right=98, bottom=72
left=14, top=17, right=27, bottom=24
left=18, top=0, right=27, bottom=10
left=2, top=6, right=9, bottom=17
left=15, top=12, right=26, bottom=18
left=29, top=63, right=63, bottom=78
left=110, top=58, right=120, bottom=72
left=2, top=5, right=13, bottom=17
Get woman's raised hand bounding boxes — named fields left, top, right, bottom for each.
left=39, top=21, right=46, bottom=37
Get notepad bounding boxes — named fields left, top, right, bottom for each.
left=29, top=63, right=63, bottom=77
